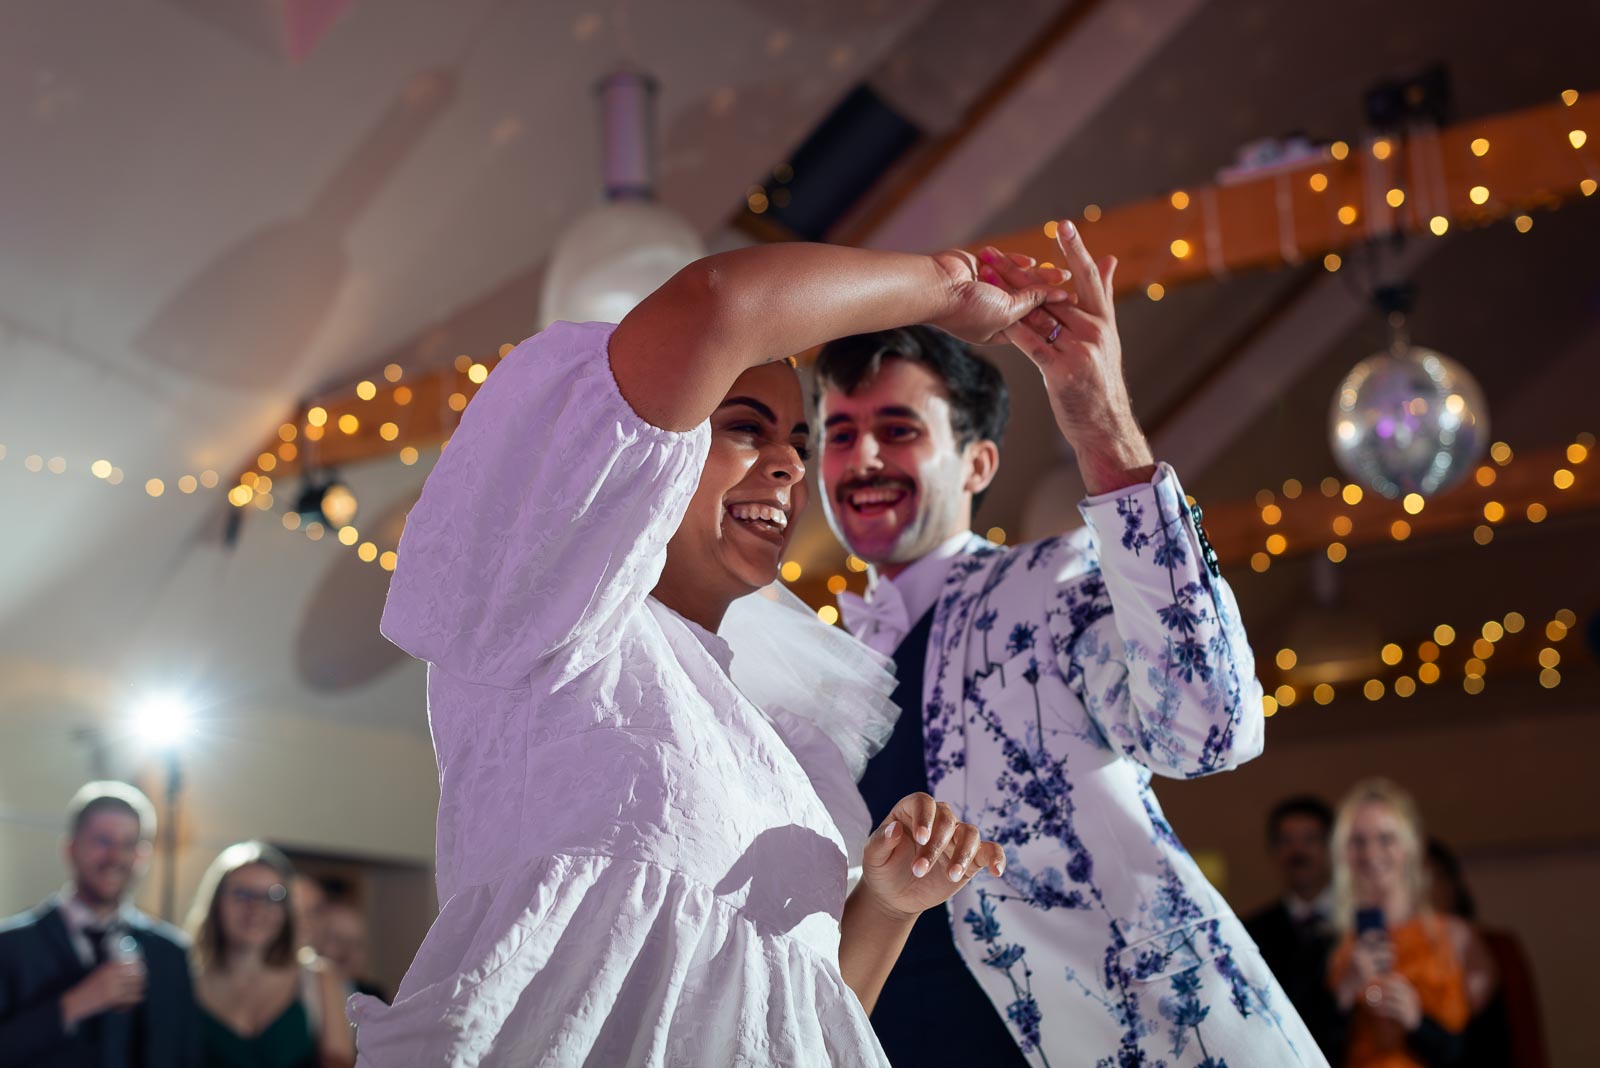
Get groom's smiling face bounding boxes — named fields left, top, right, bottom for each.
left=818, top=359, right=986, bottom=576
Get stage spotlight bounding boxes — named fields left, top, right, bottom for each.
left=131, top=694, right=193, bottom=749
left=294, top=475, right=358, bottom=529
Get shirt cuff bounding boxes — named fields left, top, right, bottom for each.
left=1079, top=463, right=1218, bottom=579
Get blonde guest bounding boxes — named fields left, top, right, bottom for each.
left=1326, top=780, right=1493, bottom=1067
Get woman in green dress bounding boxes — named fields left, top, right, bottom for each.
left=186, top=842, right=354, bottom=1068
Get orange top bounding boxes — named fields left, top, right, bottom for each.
left=1328, top=914, right=1471, bottom=1068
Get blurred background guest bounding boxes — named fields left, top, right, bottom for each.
left=1426, top=839, right=1548, bottom=1068
left=1245, top=795, right=1340, bottom=1056
left=186, top=842, right=354, bottom=1068
left=0, top=781, right=199, bottom=1067
left=312, top=883, right=388, bottom=1003
left=1327, top=780, right=1492, bottom=1067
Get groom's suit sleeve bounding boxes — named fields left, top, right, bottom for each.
left=1049, top=463, right=1265, bottom=778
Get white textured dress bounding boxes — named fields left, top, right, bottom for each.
left=350, top=321, right=897, bottom=1067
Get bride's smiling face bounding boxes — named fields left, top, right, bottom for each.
left=663, top=362, right=811, bottom=603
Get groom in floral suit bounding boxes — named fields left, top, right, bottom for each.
left=815, top=224, right=1326, bottom=1066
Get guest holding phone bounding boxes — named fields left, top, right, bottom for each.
left=1326, top=780, right=1493, bottom=1067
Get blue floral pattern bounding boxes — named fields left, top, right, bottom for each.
left=917, top=466, right=1326, bottom=1066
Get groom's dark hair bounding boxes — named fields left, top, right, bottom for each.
left=814, top=325, right=1010, bottom=451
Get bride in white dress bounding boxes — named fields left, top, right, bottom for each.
left=350, top=243, right=1068, bottom=1065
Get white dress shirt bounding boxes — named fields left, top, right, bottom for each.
left=839, top=531, right=989, bottom=655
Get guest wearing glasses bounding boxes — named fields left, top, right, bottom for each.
left=186, top=842, right=353, bottom=1068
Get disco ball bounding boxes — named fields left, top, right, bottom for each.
left=1328, top=344, right=1489, bottom=498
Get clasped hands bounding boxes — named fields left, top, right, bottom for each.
left=927, top=219, right=1155, bottom=495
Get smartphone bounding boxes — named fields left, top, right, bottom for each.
left=1355, top=907, right=1386, bottom=935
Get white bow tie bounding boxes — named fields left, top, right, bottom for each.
left=838, top=581, right=911, bottom=654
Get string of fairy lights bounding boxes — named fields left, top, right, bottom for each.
left=1260, top=607, right=1581, bottom=719
left=1053, top=87, right=1596, bottom=302
left=1242, top=433, right=1594, bottom=571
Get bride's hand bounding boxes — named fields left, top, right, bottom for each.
left=859, top=792, right=1004, bottom=920
left=926, top=249, right=1070, bottom=346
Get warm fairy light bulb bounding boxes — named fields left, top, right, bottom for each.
left=356, top=381, right=377, bottom=401
left=1570, top=130, right=1588, bottom=150
left=1385, top=188, right=1405, bottom=207
left=1470, top=138, right=1489, bottom=157
left=1170, top=239, right=1191, bottom=259
left=817, top=605, right=839, bottom=625
left=1371, top=139, right=1392, bottom=160
left=1326, top=542, right=1347, bottom=563
left=1308, top=173, right=1328, bottom=192
left=1170, top=191, right=1190, bottom=210
left=1324, top=253, right=1341, bottom=272
left=780, top=561, right=802, bottom=582
left=1147, top=283, right=1166, bottom=302
left=1429, top=216, right=1449, bottom=235
left=1337, top=205, right=1358, bottom=225
left=1469, top=186, right=1490, bottom=205
left=1276, top=648, right=1297, bottom=670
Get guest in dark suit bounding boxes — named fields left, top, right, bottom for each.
left=0, top=780, right=200, bottom=1067
left=1245, top=794, right=1341, bottom=1058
